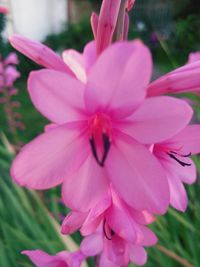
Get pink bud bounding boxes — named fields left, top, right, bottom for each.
left=96, top=0, right=121, bottom=55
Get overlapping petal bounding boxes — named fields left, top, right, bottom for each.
left=85, top=40, right=152, bottom=118
left=28, top=70, right=86, bottom=124
left=9, top=34, right=73, bottom=74
left=106, top=133, right=169, bottom=214
left=11, top=124, right=90, bottom=189
left=62, top=154, right=109, bottom=212
left=122, top=96, right=193, bottom=144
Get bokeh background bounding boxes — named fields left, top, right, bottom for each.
left=0, top=0, right=200, bottom=266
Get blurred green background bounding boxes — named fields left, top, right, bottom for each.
left=0, top=0, right=200, bottom=266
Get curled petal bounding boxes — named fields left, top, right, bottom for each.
left=147, top=61, right=200, bottom=96
left=9, top=34, right=73, bottom=74
left=62, top=154, right=109, bottom=212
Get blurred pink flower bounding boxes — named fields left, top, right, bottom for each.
left=153, top=125, right=200, bottom=211
left=11, top=40, right=193, bottom=215
left=0, top=6, right=8, bottom=14
left=4, top=52, right=19, bottom=65
left=4, top=65, right=20, bottom=86
left=187, top=52, right=200, bottom=64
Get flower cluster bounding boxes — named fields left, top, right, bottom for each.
left=10, top=0, right=200, bottom=266
left=0, top=52, right=24, bottom=135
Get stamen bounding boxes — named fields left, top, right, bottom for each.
left=169, top=151, right=192, bottom=158
left=101, top=133, right=111, bottom=166
left=103, top=219, right=115, bottom=240
left=90, top=136, right=100, bottom=165
left=167, top=152, right=191, bottom=167
left=89, top=134, right=111, bottom=167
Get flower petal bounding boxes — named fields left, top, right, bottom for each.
left=62, top=49, right=87, bottom=83
left=167, top=125, right=200, bottom=155
left=62, top=154, right=109, bottom=212
left=123, top=96, right=193, bottom=144
left=147, top=61, right=200, bottom=96
left=129, top=245, right=147, bottom=266
left=61, top=211, right=88, bottom=235
left=9, top=34, right=73, bottom=74
left=167, top=172, right=188, bottom=212
left=28, top=69, right=85, bottom=124
left=11, top=124, right=90, bottom=189
left=106, top=133, right=169, bottom=214
left=22, top=250, right=70, bottom=267
left=139, top=226, right=158, bottom=246
left=81, top=233, right=103, bottom=256
left=85, top=40, right=152, bottom=118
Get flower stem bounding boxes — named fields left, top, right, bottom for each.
left=113, top=0, right=127, bottom=42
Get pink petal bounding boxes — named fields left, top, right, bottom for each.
left=105, top=236, right=129, bottom=266
left=28, top=70, right=85, bottom=124
left=187, top=52, right=200, bottom=64
left=81, top=233, right=103, bottom=256
left=99, top=253, right=119, bottom=267
left=139, top=226, right=158, bottom=246
left=90, top=12, right=99, bottom=39
left=62, top=49, right=87, bottom=83
left=81, top=196, right=111, bottom=236
left=167, top=125, right=200, bottom=155
left=123, top=96, right=193, bottom=144
left=167, top=172, right=188, bottom=212
left=163, top=157, right=197, bottom=185
left=85, top=41, right=152, bottom=119
left=96, top=0, right=121, bottom=55
left=62, top=154, right=109, bottom=212
left=128, top=209, right=156, bottom=225
left=106, top=192, right=140, bottom=242
left=22, top=250, right=70, bottom=267
left=9, top=34, right=73, bottom=74
left=11, top=124, right=90, bottom=189
left=106, top=133, right=169, bottom=214
left=83, top=41, right=96, bottom=72
left=61, top=211, right=88, bottom=235
left=147, top=61, right=200, bottom=96
left=129, top=245, right=147, bottom=266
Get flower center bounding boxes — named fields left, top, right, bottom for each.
left=89, top=113, right=112, bottom=167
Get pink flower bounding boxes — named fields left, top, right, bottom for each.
left=5, top=65, right=20, bottom=86
left=62, top=190, right=157, bottom=266
left=187, top=52, right=200, bottom=64
left=11, top=41, right=193, bottom=215
left=147, top=60, right=200, bottom=96
left=22, top=250, right=85, bottom=267
left=153, top=125, right=200, bottom=211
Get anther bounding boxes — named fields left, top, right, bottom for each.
left=167, top=152, right=191, bottom=167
